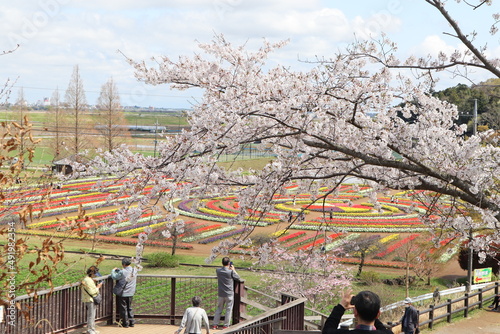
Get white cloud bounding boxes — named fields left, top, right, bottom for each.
left=415, top=35, right=457, bottom=58
left=0, top=1, right=496, bottom=107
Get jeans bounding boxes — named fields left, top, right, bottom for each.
left=117, top=296, right=134, bottom=326
left=85, top=302, right=97, bottom=334
left=213, top=295, right=234, bottom=327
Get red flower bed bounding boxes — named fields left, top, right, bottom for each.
left=297, top=233, right=342, bottom=251
left=278, top=231, right=306, bottom=242
left=374, top=234, right=420, bottom=258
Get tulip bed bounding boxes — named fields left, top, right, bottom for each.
left=12, top=178, right=459, bottom=269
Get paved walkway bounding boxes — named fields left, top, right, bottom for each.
left=69, top=310, right=500, bottom=334
left=70, top=322, right=228, bottom=334
left=422, top=309, right=500, bottom=334
left=70, top=323, right=177, bottom=334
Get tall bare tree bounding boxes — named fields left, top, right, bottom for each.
left=95, top=77, right=129, bottom=152
left=46, top=87, right=66, bottom=161
left=64, top=65, right=94, bottom=156
left=14, top=87, right=28, bottom=163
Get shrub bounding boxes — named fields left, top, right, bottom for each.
left=146, top=252, right=179, bottom=268
left=359, top=271, right=380, bottom=285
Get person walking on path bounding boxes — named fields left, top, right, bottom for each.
left=81, top=266, right=102, bottom=334
left=322, top=289, right=393, bottom=334
left=111, top=258, right=137, bottom=328
left=488, top=293, right=499, bottom=310
left=400, top=297, right=419, bottom=334
left=175, top=296, right=210, bottom=334
left=212, top=257, right=240, bottom=329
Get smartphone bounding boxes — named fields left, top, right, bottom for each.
left=230, top=261, right=233, bottom=267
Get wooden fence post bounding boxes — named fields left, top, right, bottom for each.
left=233, top=279, right=246, bottom=325
left=464, top=293, right=469, bottom=318
left=446, top=299, right=452, bottom=323
left=170, top=277, right=176, bottom=325
left=428, top=305, right=434, bottom=329
left=479, top=288, right=483, bottom=309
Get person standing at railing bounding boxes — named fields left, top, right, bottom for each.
left=322, top=289, right=393, bottom=334
left=212, top=257, right=240, bottom=330
left=81, top=266, right=103, bottom=334
left=111, top=258, right=137, bottom=328
left=400, top=298, right=419, bottom=334
left=175, top=296, right=210, bottom=334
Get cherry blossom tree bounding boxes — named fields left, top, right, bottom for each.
left=350, top=0, right=500, bottom=85
left=79, top=1, right=500, bottom=266
left=255, top=245, right=352, bottom=312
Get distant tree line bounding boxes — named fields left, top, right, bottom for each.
left=433, top=78, right=500, bottom=135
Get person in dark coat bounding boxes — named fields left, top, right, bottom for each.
left=111, top=258, right=137, bottom=328
left=322, top=290, right=393, bottom=334
left=400, top=298, right=419, bottom=334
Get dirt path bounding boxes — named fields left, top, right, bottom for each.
left=423, top=309, right=500, bottom=334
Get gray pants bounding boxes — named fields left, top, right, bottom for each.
left=85, top=302, right=97, bottom=334
left=213, top=296, right=234, bottom=327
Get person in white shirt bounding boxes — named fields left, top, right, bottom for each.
left=176, top=296, right=210, bottom=334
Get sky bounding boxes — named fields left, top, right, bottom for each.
left=1, top=0, right=499, bottom=108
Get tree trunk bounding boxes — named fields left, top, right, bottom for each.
left=357, top=252, right=365, bottom=277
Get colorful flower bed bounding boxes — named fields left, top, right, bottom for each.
left=198, top=228, right=248, bottom=244
left=297, top=233, right=342, bottom=250
left=10, top=177, right=461, bottom=270
left=18, top=229, right=193, bottom=249
left=182, top=226, right=237, bottom=242
left=373, top=234, right=420, bottom=259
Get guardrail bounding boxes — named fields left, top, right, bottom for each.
left=417, top=282, right=499, bottom=330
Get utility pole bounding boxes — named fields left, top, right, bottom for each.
left=473, top=99, right=477, bottom=136
left=467, top=227, right=473, bottom=292
left=154, top=119, right=158, bottom=158
left=466, top=99, right=477, bottom=292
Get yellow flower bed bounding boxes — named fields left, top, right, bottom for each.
left=115, top=220, right=173, bottom=237
left=269, top=230, right=287, bottom=238
left=26, top=207, right=128, bottom=229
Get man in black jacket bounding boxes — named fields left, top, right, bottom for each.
left=400, top=298, right=419, bottom=334
left=322, top=290, right=393, bottom=334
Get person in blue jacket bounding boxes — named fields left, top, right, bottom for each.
left=111, top=258, right=137, bottom=328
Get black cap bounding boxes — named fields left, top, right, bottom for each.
left=122, top=258, right=132, bottom=266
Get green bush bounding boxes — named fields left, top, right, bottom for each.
left=146, top=252, right=179, bottom=268
left=359, top=271, right=380, bottom=285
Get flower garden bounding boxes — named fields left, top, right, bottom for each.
left=5, top=178, right=460, bottom=269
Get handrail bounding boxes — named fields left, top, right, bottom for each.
left=222, top=297, right=308, bottom=334
left=224, top=317, right=286, bottom=333
left=12, top=275, right=110, bottom=301
left=0, top=274, right=244, bottom=334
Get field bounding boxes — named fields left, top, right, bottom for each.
left=0, top=109, right=471, bottom=309
left=3, top=175, right=465, bottom=293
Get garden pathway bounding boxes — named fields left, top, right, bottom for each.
left=70, top=322, right=229, bottom=334
left=422, top=309, right=500, bottom=334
